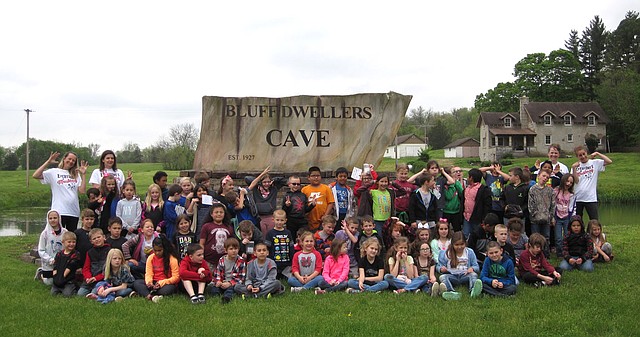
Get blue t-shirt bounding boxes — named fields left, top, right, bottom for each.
left=335, top=184, right=349, bottom=215
left=484, top=174, right=505, bottom=212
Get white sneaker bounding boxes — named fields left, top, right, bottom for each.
left=152, top=295, right=163, bottom=303
left=431, top=282, right=440, bottom=297
left=290, top=287, right=303, bottom=293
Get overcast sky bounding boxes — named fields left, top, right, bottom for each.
left=0, top=0, right=636, bottom=153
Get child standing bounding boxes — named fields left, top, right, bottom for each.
left=212, top=238, right=245, bottom=304
left=480, top=241, right=517, bottom=297
left=588, top=219, right=613, bottom=262
left=507, top=218, right=529, bottom=264
left=346, top=237, right=389, bottom=293
left=282, top=175, right=315, bottom=236
left=173, top=214, right=197, bottom=261
left=200, top=203, right=233, bottom=269
left=288, top=231, right=325, bottom=292
left=437, top=232, right=482, bottom=300
left=132, top=236, right=180, bottom=302
left=302, top=166, right=335, bottom=231
left=142, top=183, right=164, bottom=231
left=314, top=215, right=336, bottom=260
left=559, top=215, right=594, bottom=272
left=518, top=233, right=561, bottom=287
left=462, top=169, right=492, bottom=239
left=265, top=210, right=294, bottom=279
left=359, top=174, right=402, bottom=235
left=88, top=248, right=135, bottom=303
left=98, top=175, right=119, bottom=233
left=186, top=183, right=211, bottom=238
left=122, top=219, right=159, bottom=279
left=571, top=146, right=612, bottom=220
left=553, top=173, right=576, bottom=257
left=164, top=184, right=186, bottom=241
left=390, top=163, right=417, bottom=225
left=235, top=242, right=284, bottom=298
left=246, top=166, right=287, bottom=238
left=407, top=173, right=438, bottom=239
left=330, top=167, right=356, bottom=223
left=115, top=179, right=142, bottom=240
left=528, top=170, right=555, bottom=256
left=78, top=228, right=111, bottom=296
left=315, top=239, right=350, bottom=294
left=106, top=217, right=127, bottom=252
left=179, top=243, right=213, bottom=304
left=51, top=231, right=81, bottom=297
left=430, top=219, right=452, bottom=263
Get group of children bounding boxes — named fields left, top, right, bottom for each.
left=36, top=147, right=614, bottom=303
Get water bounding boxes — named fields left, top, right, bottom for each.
left=1, top=204, right=638, bottom=237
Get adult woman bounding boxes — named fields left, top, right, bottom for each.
left=531, top=144, right=569, bottom=176
left=33, top=151, right=88, bottom=231
left=89, top=150, right=128, bottom=189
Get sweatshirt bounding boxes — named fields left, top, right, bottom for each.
left=321, top=254, right=350, bottom=284
left=480, top=255, right=516, bottom=286
left=145, top=254, right=180, bottom=287
left=179, top=254, right=213, bottom=282
left=38, top=210, right=67, bottom=271
left=245, top=258, right=278, bottom=289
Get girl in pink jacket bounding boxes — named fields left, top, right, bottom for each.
left=315, top=239, right=350, bottom=294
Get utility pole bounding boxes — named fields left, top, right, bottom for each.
left=24, top=109, right=32, bottom=188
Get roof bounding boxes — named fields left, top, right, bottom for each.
left=390, top=134, right=425, bottom=146
left=477, top=112, right=523, bottom=128
left=524, top=102, right=610, bottom=124
left=444, top=137, right=480, bottom=149
left=488, top=128, right=537, bottom=136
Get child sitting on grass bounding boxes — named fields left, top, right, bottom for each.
left=588, top=219, right=613, bottom=263
left=235, top=241, right=284, bottom=298
left=87, top=248, right=135, bottom=303
left=51, top=231, right=80, bottom=297
left=180, top=243, right=212, bottom=304
left=315, top=239, right=350, bottom=294
left=480, top=241, right=516, bottom=297
left=346, top=237, right=388, bottom=293
left=518, top=233, right=561, bottom=287
left=289, top=231, right=324, bottom=292
left=78, top=228, right=111, bottom=297
left=559, top=215, right=594, bottom=273
left=132, top=235, right=180, bottom=302
left=212, top=238, right=245, bottom=304
left=37, top=210, right=67, bottom=285
left=437, top=232, right=482, bottom=300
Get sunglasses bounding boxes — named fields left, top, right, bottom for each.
left=290, top=183, right=301, bottom=186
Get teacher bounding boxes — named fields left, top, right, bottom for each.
left=89, top=150, right=127, bottom=189
left=33, top=151, right=88, bottom=231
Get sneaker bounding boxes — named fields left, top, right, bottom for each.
left=533, top=281, right=542, bottom=288
left=197, top=294, right=206, bottom=303
left=346, top=288, right=360, bottom=294
left=290, top=287, right=303, bottom=293
left=393, top=289, right=406, bottom=294
left=252, top=294, right=259, bottom=299
left=431, top=282, right=440, bottom=297
left=266, top=293, right=272, bottom=299
left=34, top=268, right=43, bottom=281
left=241, top=294, right=246, bottom=301
left=442, top=291, right=462, bottom=301
left=85, top=293, right=98, bottom=300
left=190, top=295, right=199, bottom=304
left=114, top=296, right=124, bottom=303
left=414, top=289, right=421, bottom=294
left=314, top=288, right=326, bottom=295
left=151, top=295, right=163, bottom=303
left=128, top=291, right=137, bottom=298
left=470, top=279, right=483, bottom=298
left=221, top=296, right=231, bottom=304
left=439, top=282, right=448, bottom=294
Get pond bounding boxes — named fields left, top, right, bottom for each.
left=1, top=204, right=639, bottom=237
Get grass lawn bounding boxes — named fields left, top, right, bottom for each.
left=2, top=220, right=639, bottom=337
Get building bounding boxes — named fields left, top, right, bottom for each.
left=443, top=137, right=480, bottom=158
left=477, top=97, right=609, bottom=161
left=383, top=134, right=426, bottom=158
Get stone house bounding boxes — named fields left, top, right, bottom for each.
left=477, top=97, right=609, bottom=161
left=443, top=137, right=480, bottom=158
left=384, top=134, right=426, bottom=158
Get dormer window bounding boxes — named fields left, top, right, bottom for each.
left=588, top=115, right=596, bottom=126
left=544, top=115, right=552, bottom=126
left=504, top=117, right=512, bottom=128
left=564, top=115, right=572, bottom=126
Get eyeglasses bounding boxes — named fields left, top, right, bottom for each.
left=309, top=174, right=321, bottom=177
left=290, top=183, right=301, bottom=186
left=420, top=248, right=431, bottom=251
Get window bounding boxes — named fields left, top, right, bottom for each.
left=588, top=115, right=596, bottom=126
left=598, top=137, right=602, bottom=145
left=545, top=135, right=552, bottom=145
left=544, top=115, right=552, bottom=126
left=567, top=134, right=573, bottom=142
left=564, top=115, right=572, bottom=126
left=504, top=117, right=512, bottom=128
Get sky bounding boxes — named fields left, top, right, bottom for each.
left=0, top=0, right=637, bottom=153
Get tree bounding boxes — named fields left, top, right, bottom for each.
left=117, top=142, right=143, bottom=163
left=565, top=29, right=580, bottom=60
left=474, top=81, right=520, bottom=112
left=579, top=15, right=609, bottom=100
left=87, top=143, right=101, bottom=158
left=168, top=123, right=199, bottom=150
left=428, top=119, right=451, bottom=150
left=596, top=68, right=640, bottom=146
left=162, top=146, right=195, bottom=170
left=606, top=11, right=640, bottom=73
left=2, top=151, right=19, bottom=170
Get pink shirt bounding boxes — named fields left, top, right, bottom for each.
left=463, top=182, right=480, bottom=221
left=322, top=253, right=350, bottom=283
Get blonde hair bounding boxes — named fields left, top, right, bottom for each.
left=104, top=248, right=129, bottom=279
left=360, top=237, right=381, bottom=257
left=144, top=184, right=165, bottom=210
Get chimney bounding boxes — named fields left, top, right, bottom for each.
left=519, top=96, right=529, bottom=128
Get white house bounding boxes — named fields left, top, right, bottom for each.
left=384, top=134, right=426, bottom=158
left=443, top=137, right=480, bottom=158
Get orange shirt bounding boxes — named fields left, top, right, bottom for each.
left=302, top=184, right=335, bottom=230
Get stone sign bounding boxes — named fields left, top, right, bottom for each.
left=193, top=92, right=412, bottom=172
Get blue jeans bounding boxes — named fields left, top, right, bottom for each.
left=210, top=286, right=236, bottom=298
left=554, top=215, right=570, bottom=256
left=463, top=219, right=479, bottom=239
left=531, top=220, right=551, bottom=256
left=439, top=272, right=478, bottom=292
left=347, top=279, right=389, bottom=292
left=318, top=279, right=348, bottom=292
left=373, top=220, right=386, bottom=236
left=559, top=257, right=594, bottom=272
left=287, top=275, right=324, bottom=289
left=403, top=275, right=431, bottom=292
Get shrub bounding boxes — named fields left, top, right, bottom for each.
left=417, top=148, right=429, bottom=162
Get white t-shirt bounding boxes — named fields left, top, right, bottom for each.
left=89, top=168, right=125, bottom=189
left=554, top=162, right=569, bottom=175
left=572, top=159, right=605, bottom=202
left=41, top=168, right=82, bottom=217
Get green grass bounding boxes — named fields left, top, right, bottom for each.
left=2, top=219, right=639, bottom=337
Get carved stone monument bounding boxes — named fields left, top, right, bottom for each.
left=193, top=92, right=412, bottom=172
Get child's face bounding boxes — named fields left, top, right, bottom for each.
left=494, top=228, right=508, bottom=244
left=347, top=222, right=359, bottom=234
left=111, top=253, right=123, bottom=268
left=391, top=229, right=401, bottom=239
left=361, top=174, right=372, bottom=185
left=541, top=163, right=553, bottom=172
left=308, top=171, right=322, bottom=186
left=509, top=230, right=521, bottom=242
left=63, top=239, right=76, bottom=251
left=425, top=178, right=435, bottom=189
left=487, top=246, right=503, bottom=262
left=225, top=246, right=239, bottom=258
left=48, top=211, right=60, bottom=228
left=418, top=229, right=430, bottom=241
left=571, top=221, right=582, bottom=234
left=274, top=214, right=287, bottom=229
left=82, top=216, right=94, bottom=230
left=362, top=222, right=374, bottom=235
left=181, top=181, right=192, bottom=194
left=576, top=149, right=589, bottom=163
left=91, top=233, right=105, bottom=247
left=254, top=245, right=269, bottom=260
left=288, top=178, right=301, bottom=192
left=222, top=180, right=234, bottom=193
left=365, top=243, right=379, bottom=258
left=548, top=147, right=560, bottom=161
left=122, top=185, right=135, bottom=199
left=196, top=187, right=207, bottom=198
left=377, top=177, right=389, bottom=190
left=240, top=231, right=253, bottom=241
left=453, top=240, right=465, bottom=254
left=109, top=223, right=122, bottom=238
left=419, top=243, right=432, bottom=258
left=396, top=168, right=409, bottom=182
left=143, top=222, right=155, bottom=236
left=150, top=187, right=161, bottom=201
left=428, top=164, right=439, bottom=175
left=88, top=193, right=99, bottom=203
left=106, top=179, right=117, bottom=192
left=178, top=219, right=191, bottom=233
left=191, top=249, right=205, bottom=264
left=156, top=176, right=168, bottom=189
left=153, top=245, right=164, bottom=257
left=396, top=243, right=408, bottom=254
left=437, top=224, right=449, bottom=238
left=529, top=245, right=542, bottom=256
left=211, top=207, right=225, bottom=223
left=302, top=235, right=315, bottom=251
left=336, top=173, right=348, bottom=186
left=322, top=223, right=335, bottom=235
left=340, top=243, right=348, bottom=255
left=565, top=176, right=574, bottom=189
left=538, top=172, right=549, bottom=185
left=509, top=172, right=518, bottom=184
left=591, top=225, right=601, bottom=237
